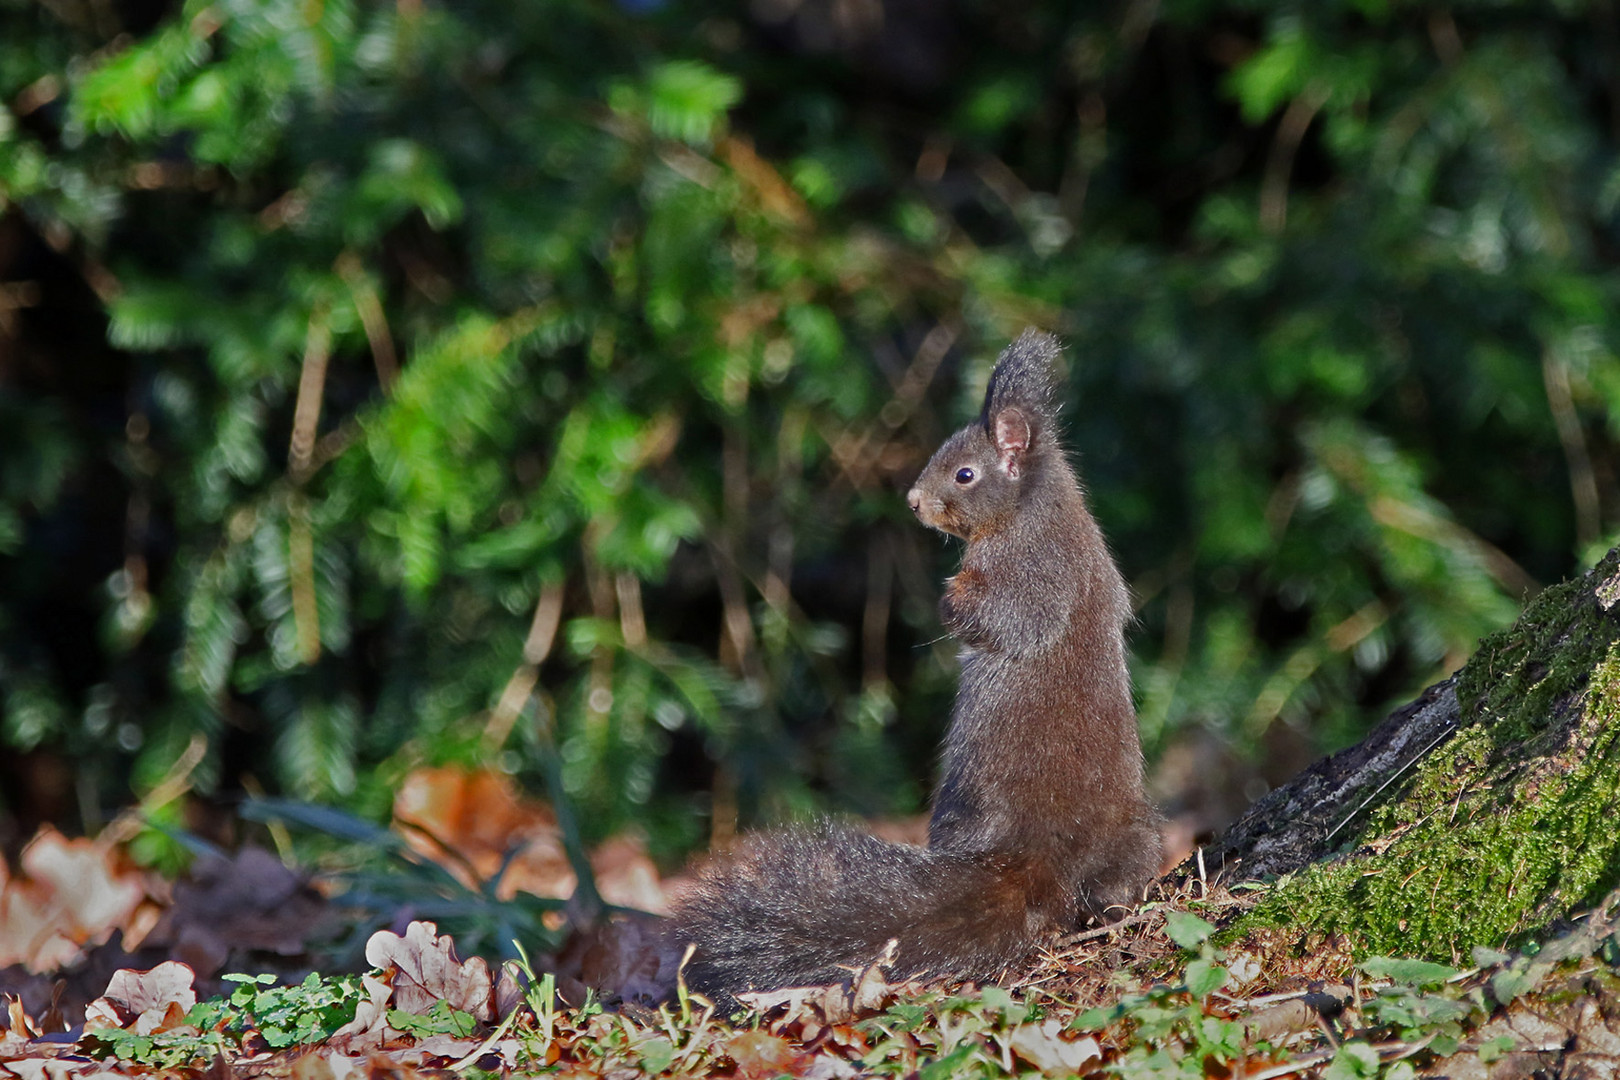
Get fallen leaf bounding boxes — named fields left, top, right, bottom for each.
left=727, top=1029, right=801, bottom=1080
left=327, top=974, right=394, bottom=1052
left=393, top=767, right=573, bottom=902
left=297, top=1050, right=366, bottom=1080
left=0, top=829, right=148, bottom=973
left=392, top=767, right=669, bottom=913
left=801, top=1055, right=863, bottom=1080
left=1008, top=1019, right=1101, bottom=1074
left=140, top=847, right=332, bottom=977
left=365, top=923, right=492, bottom=1023
left=291, top=1051, right=337, bottom=1080
left=83, top=962, right=197, bottom=1035
left=6, top=997, right=40, bottom=1038
left=588, top=836, right=669, bottom=916
left=362, top=1049, right=422, bottom=1080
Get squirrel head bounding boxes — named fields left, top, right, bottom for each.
left=907, top=329, right=1062, bottom=541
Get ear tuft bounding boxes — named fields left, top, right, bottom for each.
left=979, top=329, right=1061, bottom=446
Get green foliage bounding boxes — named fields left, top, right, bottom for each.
left=1162, top=911, right=1217, bottom=951
left=240, top=797, right=571, bottom=961
left=1073, top=909, right=1249, bottom=1079
left=850, top=986, right=1076, bottom=1078
left=1071, top=919, right=1513, bottom=1080
left=211, top=972, right=364, bottom=1049
left=1352, top=956, right=1487, bottom=1057
left=85, top=1024, right=225, bottom=1070
left=87, top=972, right=363, bottom=1066
left=388, top=1000, right=478, bottom=1039
left=1322, top=1042, right=1382, bottom=1080
left=1359, top=957, right=1460, bottom=989
left=1074, top=981, right=1250, bottom=1080
left=5, top=0, right=1620, bottom=883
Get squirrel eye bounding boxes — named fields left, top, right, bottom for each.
left=954, top=467, right=975, bottom=485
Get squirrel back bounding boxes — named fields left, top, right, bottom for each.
left=665, top=330, right=1161, bottom=1002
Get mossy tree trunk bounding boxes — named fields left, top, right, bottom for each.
left=1202, top=546, right=1620, bottom=961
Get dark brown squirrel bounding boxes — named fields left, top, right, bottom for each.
left=665, top=329, right=1162, bottom=1000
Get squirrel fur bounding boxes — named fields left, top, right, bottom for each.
left=666, top=329, right=1162, bottom=1000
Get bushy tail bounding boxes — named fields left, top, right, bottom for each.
left=666, top=822, right=1045, bottom=999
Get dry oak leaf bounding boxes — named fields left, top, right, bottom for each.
left=396, top=1033, right=523, bottom=1069
left=364, top=922, right=493, bottom=1023
left=392, top=766, right=669, bottom=914
left=5, top=997, right=43, bottom=1041
left=5, top=1061, right=117, bottom=1080
left=325, top=973, right=395, bottom=1054
left=289, top=1051, right=348, bottom=1080
left=83, top=961, right=197, bottom=1036
left=799, top=1055, right=863, bottom=1080
left=142, top=846, right=329, bottom=978
left=0, top=1022, right=34, bottom=1060
left=736, top=948, right=912, bottom=1039
left=0, top=828, right=147, bottom=973
left=726, top=1030, right=803, bottom=1080
left=1007, top=1019, right=1102, bottom=1075
left=297, top=1051, right=377, bottom=1080
left=392, top=766, right=572, bottom=902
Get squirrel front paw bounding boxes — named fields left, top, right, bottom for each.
left=941, top=569, right=997, bottom=646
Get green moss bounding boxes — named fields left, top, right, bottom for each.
left=1233, top=548, right=1620, bottom=961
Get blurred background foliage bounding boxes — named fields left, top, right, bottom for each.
left=2, top=0, right=1619, bottom=868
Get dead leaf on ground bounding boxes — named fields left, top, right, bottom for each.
left=140, top=847, right=332, bottom=978
left=736, top=948, right=919, bottom=1040
left=364, top=922, right=492, bottom=1023
left=0, top=829, right=152, bottom=974
left=1008, top=1018, right=1101, bottom=1074
left=325, top=973, right=395, bottom=1054
left=392, top=766, right=571, bottom=902
left=392, top=766, right=668, bottom=915
left=726, top=1029, right=802, bottom=1080
left=83, top=961, right=197, bottom=1035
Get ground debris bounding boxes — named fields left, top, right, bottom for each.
left=0, top=898, right=1616, bottom=1078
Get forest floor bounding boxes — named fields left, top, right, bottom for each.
left=2, top=765, right=1620, bottom=1079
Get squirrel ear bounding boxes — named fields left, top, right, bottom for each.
left=992, top=407, right=1032, bottom=477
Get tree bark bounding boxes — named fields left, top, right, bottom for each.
left=1200, top=545, right=1620, bottom=962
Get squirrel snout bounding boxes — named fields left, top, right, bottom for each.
left=907, top=488, right=925, bottom=516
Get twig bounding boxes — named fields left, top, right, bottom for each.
left=288, top=306, right=331, bottom=483
left=1259, top=84, right=1330, bottom=234
left=447, top=997, right=522, bottom=1072
left=1245, top=1047, right=1337, bottom=1080
left=336, top=251, right=398, bottom=392
left=1057, top=907, right=1162, bottom=947
left=1324, top=720, right=1458, bottom=844
left=1245, top=1040, right=1424, bottom=1080
left=1543, top=346, right=1601, bottom=551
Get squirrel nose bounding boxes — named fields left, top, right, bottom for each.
left=906, top=488, right=923, bottom=515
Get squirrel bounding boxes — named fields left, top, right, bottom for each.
left=664, top=329, right=1162, bottom=1001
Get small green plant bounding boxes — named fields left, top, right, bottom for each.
left=1353, top=957, right=1483, bottom=1057
left=852, top=984, right=1082, bottom=1077
left=85, top=1025, right=228, bottom=1069
left=387, top=999, right=480, bottom=1039
left=86, top=971, right=364, bottom=1067
left=207, top=972, right=365, bottom=1049
left=1073, top=910, right=1258, bottom=1080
